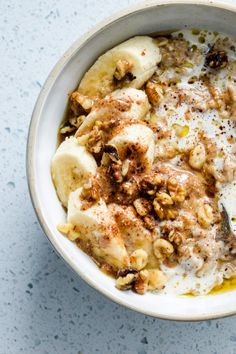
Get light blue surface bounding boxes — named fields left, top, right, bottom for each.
left=1, top=0, right=236, bottom=353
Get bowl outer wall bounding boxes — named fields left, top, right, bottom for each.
left=27, top=0, right=236, bottom=321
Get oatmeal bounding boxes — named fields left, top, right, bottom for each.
left=52, top=30, right=236, bottom=295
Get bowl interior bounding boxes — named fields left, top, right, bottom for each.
left=28, top=1, right=236, bottom=320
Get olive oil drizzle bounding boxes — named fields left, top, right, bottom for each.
left=183, top=277, right=236, bottom=296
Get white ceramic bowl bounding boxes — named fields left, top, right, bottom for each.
left=27, top=0, right=236, bottom=321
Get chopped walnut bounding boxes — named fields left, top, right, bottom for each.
left=116, top=273, right=137, bottom=290
left=130, top=249, right=148, bottom=270
left=155, top=144, right=179, bottom=161
left=168, top=230, right=185, bottom=246
left=155, top=192, right=173, bottom=205
left=114, top=59, right=133, bottom=80
left=76, top=133, right=90, bottom=146
left=158, top=38, right=190, bottom=69
left=153, top=199, right=165, bottom=219
left=167, top=177, right=187, bottom=202
left=189, top=143, right=206, bottom=170
left=133, top=269, right=167, bottom=294
left=145, top=81, right=164, bottom=106
left=223, top=155, right=236, bottom=182
left=57, top=223, right=79, bottom=241
left=133, top=270, right=149, bottom=294
left=200, top=133, right=217, bottom=163
left=143, top=215, right=157, bottom=231
left=197, top=202, right=213, bottom=228
left=69, top=115, right=86, bottom=128
left=57, top=223, right=74, bottom=235
left=70, top=91, right=93, bottom=112
left=147, top=269, right=167, bottom=291
left=60, top=115, right=86, bottom=136
left=153, top=238, right=174, bottom=260
left=60, top=126, right=76, bottom=134
left=153, top=196, right=177, bottom=220
left=203, top=78, right=236, bottom=121
left=155, top=37, right=169, bottom=47
left=165, top=208, right=178, bottom=220
left=108, top=163, right=123, bottom=183
left=86, top=125, right=104, bottom=154
left=81, top=178, right=101, bottom=205
left=120, top=179, right=139, bottom=198
left=133, top=198, right=152, bottom=216
left=139, top=173, right=163, bottom=195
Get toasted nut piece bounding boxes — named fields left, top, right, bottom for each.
left=121, top=180, right=139, bottom=198
left=155, top=192, right=173, bottom=205
left=167, top=176, right=178, bottom=191
left=146, top=81, right=164, bottom=106
left=140, top=175, right=156, bottom=194
left=86, top=125, right=104, bottom=154
left=108, top=163, right=123, bottom=183
left=60, top=126, right=76, bottom=134
left=167, top=177, right=187, bottom=203
left=116, top=273, right=136, bottom=290
left=57, top=223, right=79, bottom=241
left=130, top=249, right=148, bottom=270
left=70, top=91, right=93, bottom=111
left=133, top=198, right=152, bottom=216
left=143, top=215, right=157, bottom=231
left=147, top=269, right=167, bottom=291
left=81, top=179, right=100, bottom=202
left=133, top=270, right=149, bottom=294
left=67, top=229, right=80, bottom=241
left=165, top=208, right=178, bottom=220
left=69, top=115, right=86, bottom=128
left=223, top=155, right=236, bottom=182
left=155, top=37, right=169, bottom=47
left=57, top=223, right=74, bottom=235
left=117, top=268, right=138, bottom=277
left=168, top=230, right=185, bottom=246
left=153, top=199, right=164, bottom=220
left=153, top=173, right=163, bottom=185
left=114, top=59, right=133, bottom=80
left=189, top=143, right=206, bottom=170
left=153, top=238, right=174, bottom=260
left=197, top=203, right=213, bottom=228
left=76, top=133, right=90, bottom=145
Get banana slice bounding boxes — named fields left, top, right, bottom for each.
left=108, top=88, right=150, bottom=120
left=78, top=36, right=161, bottom=97
left=68, top=188, right=129, bottom=269
left=108, top=123, right=155, bottom=172
left=76, top=88, right=150, bottom=136
left=109, top=204, right=158, bottom=268
left=51, top=137, right=97, bottom=207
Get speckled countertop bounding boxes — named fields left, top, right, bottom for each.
left=1, top=0, right=236, bottom=353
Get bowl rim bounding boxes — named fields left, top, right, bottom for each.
left=27, top=0, right=236, bottom=321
